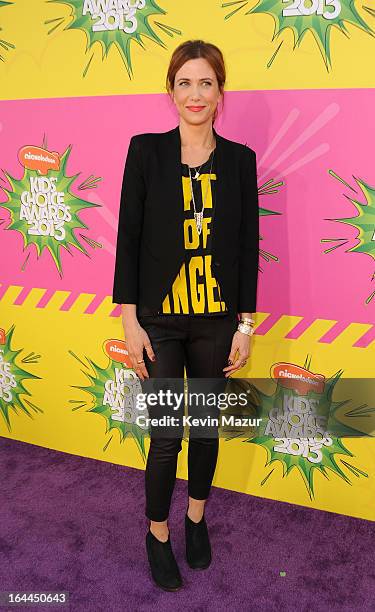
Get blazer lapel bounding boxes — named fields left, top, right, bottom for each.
left=155, top=126, right=185, bottom=260
left=210, top=125, right=227, bottom=259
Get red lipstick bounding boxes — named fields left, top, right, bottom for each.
left=186, top=106, right=205, bottom=112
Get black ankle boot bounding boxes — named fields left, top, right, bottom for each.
left=146, top=530, right=183, bottom=591
left=185, top=513, right=212, bottom=570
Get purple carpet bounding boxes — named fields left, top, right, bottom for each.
left=1, top=436, right=374, bottom=611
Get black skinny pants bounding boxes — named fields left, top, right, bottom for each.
left=138, top=312, right=238, bottom=522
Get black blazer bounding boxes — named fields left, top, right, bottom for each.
left=112, top=124, right=259, bottom=315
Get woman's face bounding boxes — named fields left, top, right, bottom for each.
left=171, top=58, right=222, bottom=127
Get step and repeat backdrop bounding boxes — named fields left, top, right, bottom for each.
left=0, top=1, right=374, bottom=520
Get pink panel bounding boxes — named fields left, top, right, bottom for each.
left=0, top=90, right=374, bottom=325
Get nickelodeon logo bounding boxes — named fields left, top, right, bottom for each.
left=103, top=339, right=133, bottom=368
left=271, top=362, right=325, bottom=395
left=18, top=146, right=61, bottom=176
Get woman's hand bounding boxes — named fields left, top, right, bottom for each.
left=124, top=319, right=156, bottom=381
left=222, top=331, right=252, bottom=378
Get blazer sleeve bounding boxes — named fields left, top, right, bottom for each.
left=238, top=146, right=260, bottom=313
left=112, top=135, right=146, bottom=304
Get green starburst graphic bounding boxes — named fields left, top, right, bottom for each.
left=258, top=176, right=283, bottom=268
left=0, top=143, right=102, bottom=276
left=222, top=0, right=375, bottom=69
left=250, top=372, right=358, bottom=497
left=46, top=0, right=182, bottom=77
left=0, top=325, right=42, bottom=431
left=322, top=172, right=375, bottom=303
left=0, top=0, right=15, bottom=62
left=222, top=356, right=368, bottom=497
left=71, top=351, right=148, bottom=459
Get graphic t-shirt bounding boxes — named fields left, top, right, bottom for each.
left=160, top=150, right=228, bottom=316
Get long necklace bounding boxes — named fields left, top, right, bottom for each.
left=183, top=139, right=216, bottom=180
left=188, top=150, right=215, bottom=236
left=191, top=159, right=206, bottom=180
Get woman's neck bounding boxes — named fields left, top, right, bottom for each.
left=179, top=119, right=215, bottom=150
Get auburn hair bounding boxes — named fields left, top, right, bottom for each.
left=166, top=39, right=226, bottom=124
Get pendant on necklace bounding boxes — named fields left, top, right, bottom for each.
left=193, top=171, right=199, bottom=180
left=194, top=211, right=203, bottom=235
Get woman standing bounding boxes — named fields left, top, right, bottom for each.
left=113, top=39, right=259, bottom=591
